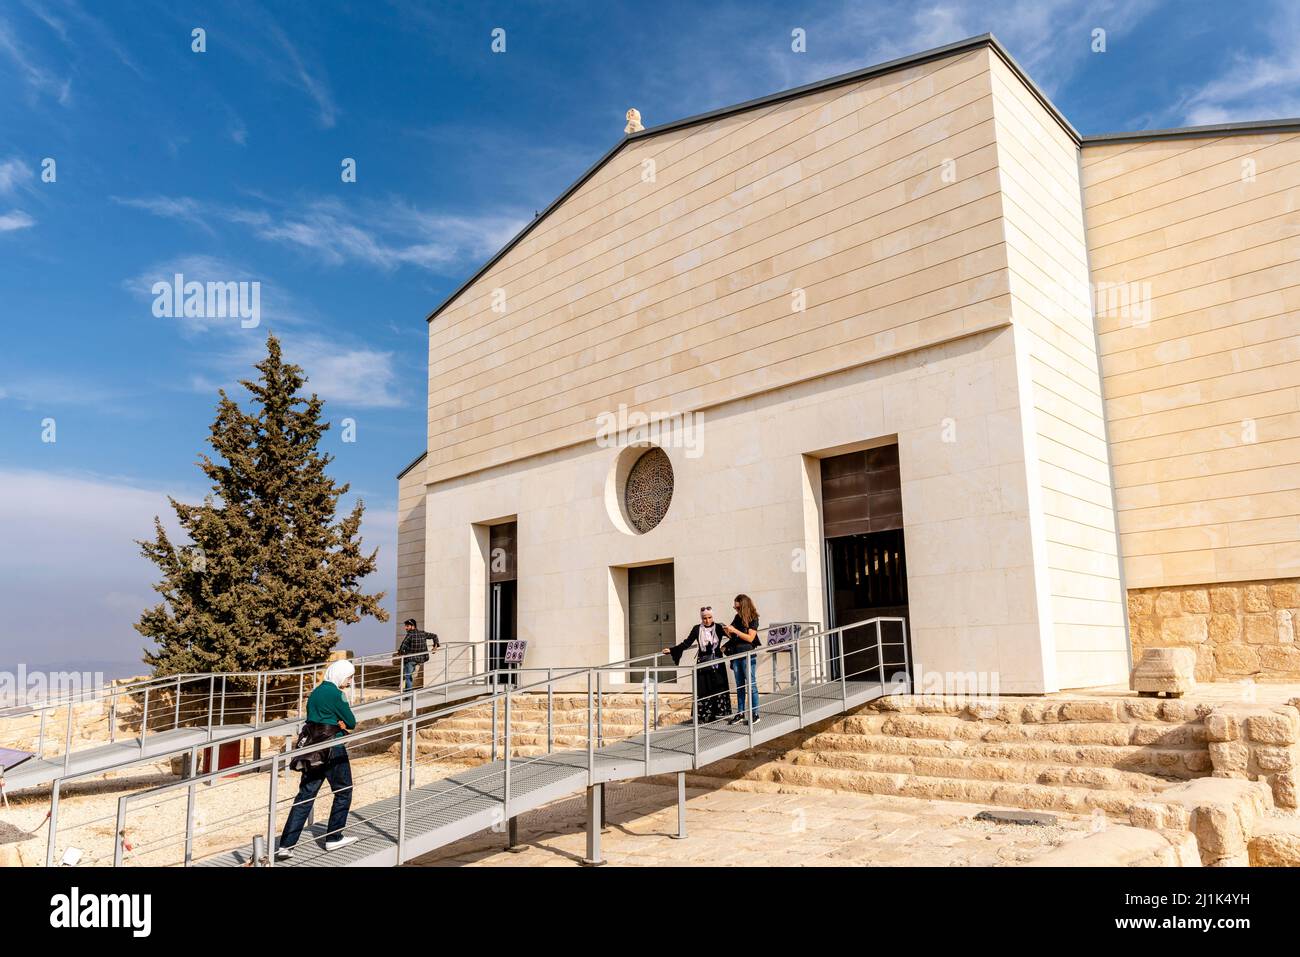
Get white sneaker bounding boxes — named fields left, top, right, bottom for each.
left=274, top=846, right=294, bottom=861
left=325, top=835, right=358, bottom=852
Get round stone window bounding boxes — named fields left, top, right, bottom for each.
left=623, top=447, right=674, bottom=533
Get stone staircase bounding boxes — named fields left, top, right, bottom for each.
left=411, top=692, right=1215, bottom=819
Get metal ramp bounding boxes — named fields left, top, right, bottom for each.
left=3, top=643, right=489, bottom=794
left=113, top=618, right=909, bottom=868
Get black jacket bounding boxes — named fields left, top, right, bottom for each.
left=667, top=623, right=727, bottom=664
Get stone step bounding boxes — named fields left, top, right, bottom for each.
left=867, top=695, right=1211, bottom=726
left=791, top=731, right=1210, bottom=777
left=826, top=713, right=1209, bottom=748
left=704, top=748, right=1175, bottom=793
left=679, top=763, right=1149, bottom=817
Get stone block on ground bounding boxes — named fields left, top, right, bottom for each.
left=1024, top=826, right=1199, bottom=867
left=1150, top=777, right=1273, bottom=866
left=1130, top=648, right=1197, bottom=698
left=1248, top=818, right=1300, bottom=866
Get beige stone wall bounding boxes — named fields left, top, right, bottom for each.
left=1081, top=132, right=1300, bottom=590
left=425, top=47, right=1011, bottom=483
left=1128, top=579, right=1300, bottom=680
left=422, top=327, right=1064, bottom=692
left=988, top=57, right=1128, bottom=688
left=396, top=455, right=427, bottom=643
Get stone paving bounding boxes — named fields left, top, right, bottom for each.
left=406, top=781, right=1102, bottom=867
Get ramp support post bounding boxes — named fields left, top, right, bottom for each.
left=673, top=771, right=687, bottom=839
left=506, top=815, right=524, bottom=853
left=582, top=784, right=605, bottom=866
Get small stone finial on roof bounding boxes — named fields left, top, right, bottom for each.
left=624, top=108, right=644, bottom=134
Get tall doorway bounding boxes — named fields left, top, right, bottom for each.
left=628, top=563, right=675, bottom=683
left=820, top=445, right=911, bottom=685
left=489, top=522, right=518, bottom=685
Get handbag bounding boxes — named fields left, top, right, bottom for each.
left=289, top=720, right=341, bottom=772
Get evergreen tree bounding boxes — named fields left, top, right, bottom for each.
left=136, top=334, right=388, bottom=676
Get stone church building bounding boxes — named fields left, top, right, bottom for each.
left=395, top=34, right=1300, bottom=693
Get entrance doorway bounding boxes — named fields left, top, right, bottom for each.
left=820, top=445, right=911, bottom=685
left=489, top=522, right=518, bottom=685
left=628, top=563, right=675, bottom=683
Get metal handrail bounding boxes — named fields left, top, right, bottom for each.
left=91, top=617, right=908, bottom=868
left=41, top=657, right=551, bottom=866
left=2, top=641, right=490, bottom=718
left=7, top=642, right=491, bottom=770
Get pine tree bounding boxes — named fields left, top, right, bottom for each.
left=136, top=334, right=388, bottom=676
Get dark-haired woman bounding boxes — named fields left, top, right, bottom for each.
left=724, top=594, right=762, bottom=724
left=662, top=606, right=733, bottom=724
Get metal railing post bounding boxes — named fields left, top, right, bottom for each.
left=747, top=651, right=756, bottom=750
left=503, top=690, right=512, bottom=820
left=46, top=780, right=60, bottom=867
left=643, top=667, right=652, bottom=772
left=691, top=665, right=700, bottom=764
left=206, top=676, right=215, bottom=738
left=491, top=695, right=499, bottom=763
left=297, top=673, right=305, bottom=715
left=38, top=707, right=47, bottom=756
left=219, top=676, right=227, bottom=727
left=140, top=686, right=150, bottom=754
left=547, top=669, right=554, bottom=754
left=900, top=619, right=912, bottom=692
left=62, top=702, right=74, bottom=773
left=174, top=676, right=182, bottom=730
left=838, top=627, right=848, bottom=707
left=586, top=670, right=595, bottom=786
left=265, top=755, right=279, bottom=867
left=596, top=671, right=603, bottom=748
left=875, top=620, right=884, bottom=687
left=398, top=721, right=409, bottom=863
left=113, top=796, right=127, bottom=867
left=652, top=654, right=660, bottom=730
left=795, top=632, right=805, bottom=725
left=184, top=746, right=198, bottom=866
left=107, top=694, right=115, bottom=745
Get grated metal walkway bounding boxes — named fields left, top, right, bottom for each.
left=200, top=677, right=888, bottom=868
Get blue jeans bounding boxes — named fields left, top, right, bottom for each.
left=279, top=745, right=352, bottom=848
left=731, top=654, right=760, bottom=719
left=402, top=659, right=420, bottom=691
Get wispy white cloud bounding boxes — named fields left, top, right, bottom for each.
left=114, top=193, right=525, bottom=274
left=0, top=16, right=71, bottom=104
left=112, top=195, right=213, bottom=231
left=1175, top=2, right=1300, bottom=125
left=0, top=209, right=35, bottom=231
left=191, top=331, right=405, bottom=410
left=0, top=374, right=122, bottom=407
left=122, top=252, right=404, bottom=409
left=0, top=157, right=32, bottom=194
left=263, top=17, right=337, bottom=129
left=642, top=0, right=1156, bottom=116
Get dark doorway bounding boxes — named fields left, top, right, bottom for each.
left=489, top=522, right=518, bottom=685
left=820, top=445, right=911, bottom=685
left=628, top=563, right=675, bottom=683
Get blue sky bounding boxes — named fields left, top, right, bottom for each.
left=1, top=0, right=1297, bottom=676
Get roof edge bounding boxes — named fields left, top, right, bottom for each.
left=424, top=33, right=1075, bottom=325
left=1082, top=117, right=1300, bottom=144
left=396, top=451, right=427, bottom=481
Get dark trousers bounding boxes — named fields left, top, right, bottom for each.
left=279, top=744, right=352, bottom=848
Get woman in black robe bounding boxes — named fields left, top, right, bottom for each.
left=662, top=606, right=733, bottom=725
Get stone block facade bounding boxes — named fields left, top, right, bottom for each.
left=1128, top=579, right=1300, bottom=681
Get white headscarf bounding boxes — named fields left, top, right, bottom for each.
left=323, top=659, right=355, bottom=694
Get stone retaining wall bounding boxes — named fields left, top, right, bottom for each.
left=1128, top=579, right=1300, bottom=681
